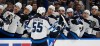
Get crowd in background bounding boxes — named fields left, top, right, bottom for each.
left=0, top=0, right=99, bottom=13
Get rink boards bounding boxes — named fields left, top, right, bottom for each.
left=0, top=38, right=100, bottom=46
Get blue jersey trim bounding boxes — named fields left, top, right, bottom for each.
left=61, top=34, right=68, bottom=39
left=69, top=31, right=79, bottom=39
left=0, top=28, right=14, bottom=37
left=31, top=37, right=48, bottom=43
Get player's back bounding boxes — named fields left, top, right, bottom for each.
left=28, top=14, right=50, bottom=39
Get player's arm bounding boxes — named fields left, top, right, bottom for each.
left=44, top=20, right=57, bottom=32
left=26, top=19, right=34, bottom=33
left=22, top=19, right=34, bottom=38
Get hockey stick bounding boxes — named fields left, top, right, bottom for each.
left=60, top=15, right=69, bottom=28
left=51, top=25, right=66, bottom=46
left=51, top=15, right=69, bottom=46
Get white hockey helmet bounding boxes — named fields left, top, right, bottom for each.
left=48, top=5, right=55, bottom=11
left=37, top=7, right=46, bottom=15
left=84, top=10, right=90, bottom=15
left=15, top=2, right=22, bottom=10
left=59, top=7, right=65, bottom=11
left=25, top=5, right=32, bottom=12
left=66, top=8, right=74, bottom=13
left=92, top=6, right=99, bottom=10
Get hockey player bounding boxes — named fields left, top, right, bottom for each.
left=26, top=7, right=57, bottom=46
left=12, top=2, right=23, bottom=37
left=13, top=2, right=22, bottom=18
left=0, top=2, right=22, bottom=38
left=46, top=5, right=57, bottom=24
left=91, top=6, right=99, bottom=16
left=45, top=5, right=58, bottom=38
left=2, top=11, right=17, bottom=37
left=66, top=8, right=83, bottom=39
left=80, top=10, right=96, bottom=38
left=20, top=5, right=33, bottom=22
left=15, top=5, right=33, bottom=38
left=56, top=7, right=69, bottom=39
left=91, top=6, right=100, bottom=38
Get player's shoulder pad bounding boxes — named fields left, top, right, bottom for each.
left=71, top=19, right=78, bottom=25
left=83, top=18, right=91, bottom=24
left=48, top=15, right=57, bottom=20
left=33, top=13, right=49, bottom=21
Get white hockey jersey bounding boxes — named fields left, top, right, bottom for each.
left=79, top=19, right=93, bottom=37
left=87, top=16, right=99, bottom=35
left=69, top=19, right=82, bottom=37
left=27, top=16, right=57, bottom=39
left=3, top=11, right=20, bottom=34
left=47, top=15, right=58, bottom=25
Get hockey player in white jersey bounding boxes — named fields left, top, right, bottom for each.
left=2, top=11, right=18, bottom=37
left=13, top=2, right=22, bottom=18
left=2, top=2, right=22, bottom=37
left=66, top=8, right=83, bottom=39
left=80, top=10, right=96, bottom=38
left=26, top=7, right=57, bottom=46
left=45, top=5, right=59, bottom=38
left=56, top=7, right=69, bottom=39
left=12, top=2, right=23, bottom=37
left=91, top=6, right=100, bottom=38
left=15, top=5, right=33, bottom=38
left=46, top=5, right=57, bottom=25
